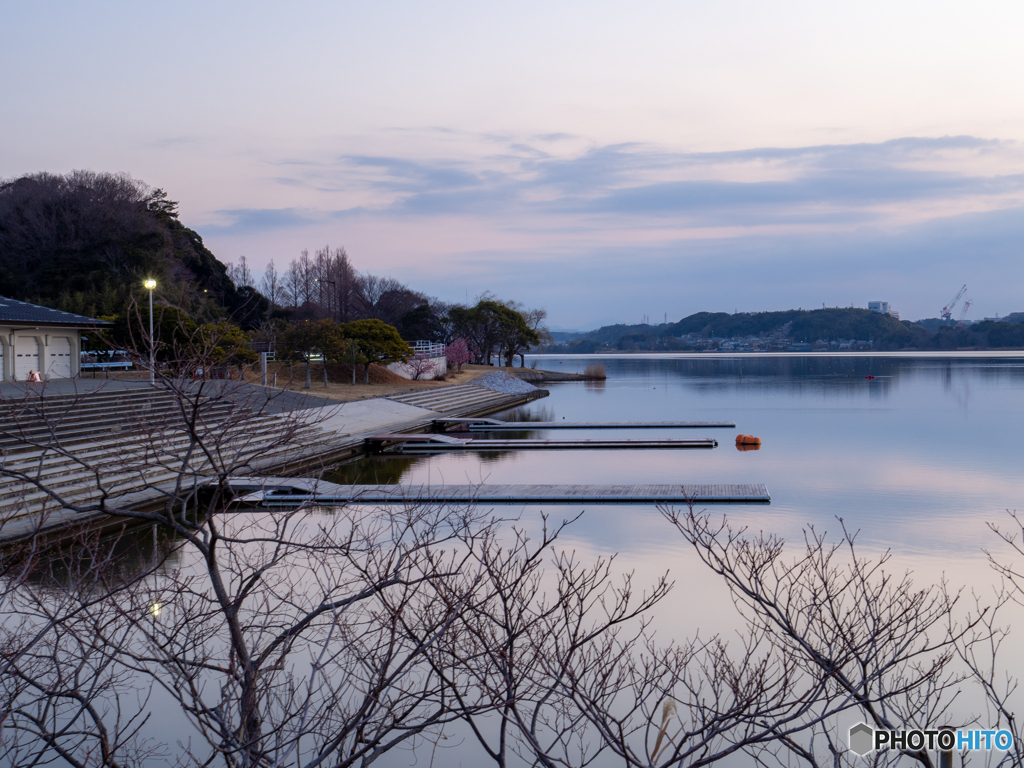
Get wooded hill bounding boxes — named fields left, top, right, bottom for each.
left=567, top=307, right=1024, bottom=351
left=0, top=171, right=265, bottom=326
left=567, top=309, right=919, bottom=348
left=667, top=308, right=919, bottom=346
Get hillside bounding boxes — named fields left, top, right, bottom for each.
left=560, top=308, right=933, bottom=351
left=0, top=171, right=265, bottom=327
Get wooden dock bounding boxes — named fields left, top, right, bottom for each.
left=365, top=434, right=718, bottom=452
left=231, top=479, right=770, bottom=506
left=435, top=418, right=736, bottom=431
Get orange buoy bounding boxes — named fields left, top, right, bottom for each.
left=735, top=434, right=762, bottom=445
left=736, top=443, right=761, bottom=451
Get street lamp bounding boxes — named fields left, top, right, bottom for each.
left=144, top=279, right=156, bottom=384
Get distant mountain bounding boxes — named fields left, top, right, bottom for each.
left=0, top=171, right=265, bottom=327
left=549, top=317, right=627, bottom=333
left=558, top=308, right=931, bottom=351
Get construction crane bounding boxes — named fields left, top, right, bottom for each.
left=941, top=285, right=967, bottom=321
left=957, top=299, right=973, bottom=328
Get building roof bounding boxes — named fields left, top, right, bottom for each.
left=0, top=296, right=112, bottom=327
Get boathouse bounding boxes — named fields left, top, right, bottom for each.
left=0, top=296, right=106, bottom=381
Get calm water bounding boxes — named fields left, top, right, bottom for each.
left=338, top=352, right=1024, bottom=632
left=11, top=353, right=1024, bottom=765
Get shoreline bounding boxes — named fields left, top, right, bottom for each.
left=0, top=374, right=551, bottom=543
left=530, top=350, right=1024, bottom=359
left=85, top=363, right=602, bottom=404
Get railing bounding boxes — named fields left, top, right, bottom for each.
left=409, top=340, right=446, bottom=357
left=81, top=361, right=134, bottom=371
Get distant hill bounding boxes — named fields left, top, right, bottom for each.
left=665, top=310, right=802, bottom=339
left=928, top=320, right=1024, bottom=349
left=561, top=308, right=936, bottom=351
left=0, top=171, right=265, bottom=327
left=665, top=308, right=919, bottom=345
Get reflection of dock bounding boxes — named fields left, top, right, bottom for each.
left=366, top=433, right=718, bottom=452
left=434, top=417, right=736, bottom=430
left=231, top=478, right=770, bottom=505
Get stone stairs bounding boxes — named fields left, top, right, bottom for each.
left=0, top=388, right=323, bottom=517
left=0, top=381, right=549, bottom=536
left=0, top=388, right=237, bottom=455
left=386, top=384, right=521, bottom=414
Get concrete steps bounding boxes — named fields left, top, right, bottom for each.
left=2, top=410, right=323, bottom=516
left=386, top=385, right=515, bottom=412
left=0, top=388, right=240, bottom=454
left=0, top=382, right=550, bottom=537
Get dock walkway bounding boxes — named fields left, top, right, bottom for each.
left=365, top=434, right=718, bottom=452
left=435, top=418, right=736, bottom=431
left=230, top=477, right=771, bottom=505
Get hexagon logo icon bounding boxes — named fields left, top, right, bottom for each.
left=849, top=722, right=874, bottom=756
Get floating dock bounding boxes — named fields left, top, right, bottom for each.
left=231, top=478, right=770, bottom=506
left=365, top=433, right=718, bottom=452
left=435, top=417, right=736, bottom=431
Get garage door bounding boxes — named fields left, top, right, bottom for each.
left=48, top=336, right=72, bottom=379
left=15, top=337, right=39, bottom=381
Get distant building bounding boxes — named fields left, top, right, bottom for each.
left=868, top=301, right=899, bottom=320
left=0, top=296, right=106, bottom=381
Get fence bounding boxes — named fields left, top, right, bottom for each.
left=409, top=340, right=446, bottom=357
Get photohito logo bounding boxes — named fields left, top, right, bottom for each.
left=848, top=723, right=1014, bottom=756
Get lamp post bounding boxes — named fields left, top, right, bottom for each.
left=144, top=279, right=156, bottom=384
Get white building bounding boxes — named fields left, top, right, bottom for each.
left=0, top=296, right=106, bottom=381
left=868, top=301, right=900, bottom=320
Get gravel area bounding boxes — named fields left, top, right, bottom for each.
left=470, top=370, right=541, bottom=395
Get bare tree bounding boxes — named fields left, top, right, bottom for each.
left=260, top=259, right=282, bottom=312
left=355, top=274, right=426, bottom=326
left=955, top=510, right=1024, bottom=768
left=657, top=507, right=978, bottom=767
left=331, top=247, right=358, bottom=323
left=0, top=323, right=509, bottom=766
left=0, top=318, right=994, bottom=768
left=227, top=255, right=254, bottom=288
left=284, top=250, right=317, bottom=318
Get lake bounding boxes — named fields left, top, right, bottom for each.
left=9, top=352, right=1024, bottom=766
left=338, top=352, right=1024, bottom=637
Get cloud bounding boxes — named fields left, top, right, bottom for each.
left=204, top=207, right=316, bottom=233
left=198, top=133, right=1024, bottom=324
left=557, top=168, right=1024, bottom=222
left=397, top=201, right=1024, bottom=325
left=264, top=134, right=1024, bottom=227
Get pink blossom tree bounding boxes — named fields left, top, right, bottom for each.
left=408, top=354, right=437, bottom=380
left=445, top=337, right=471, bottom=372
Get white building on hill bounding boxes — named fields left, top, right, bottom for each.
left=868, top=301, right=900, bottom=321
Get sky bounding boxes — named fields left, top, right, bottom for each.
left=3, top=1, right=1024, bottom=328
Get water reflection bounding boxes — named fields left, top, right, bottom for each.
left=338, top=354, right=1024, bottom=571
left=329, top=406, right=567, bottom=480
left=325, top=455, right=422, bottom=484
left=6, top=522, right=185, bottom=588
